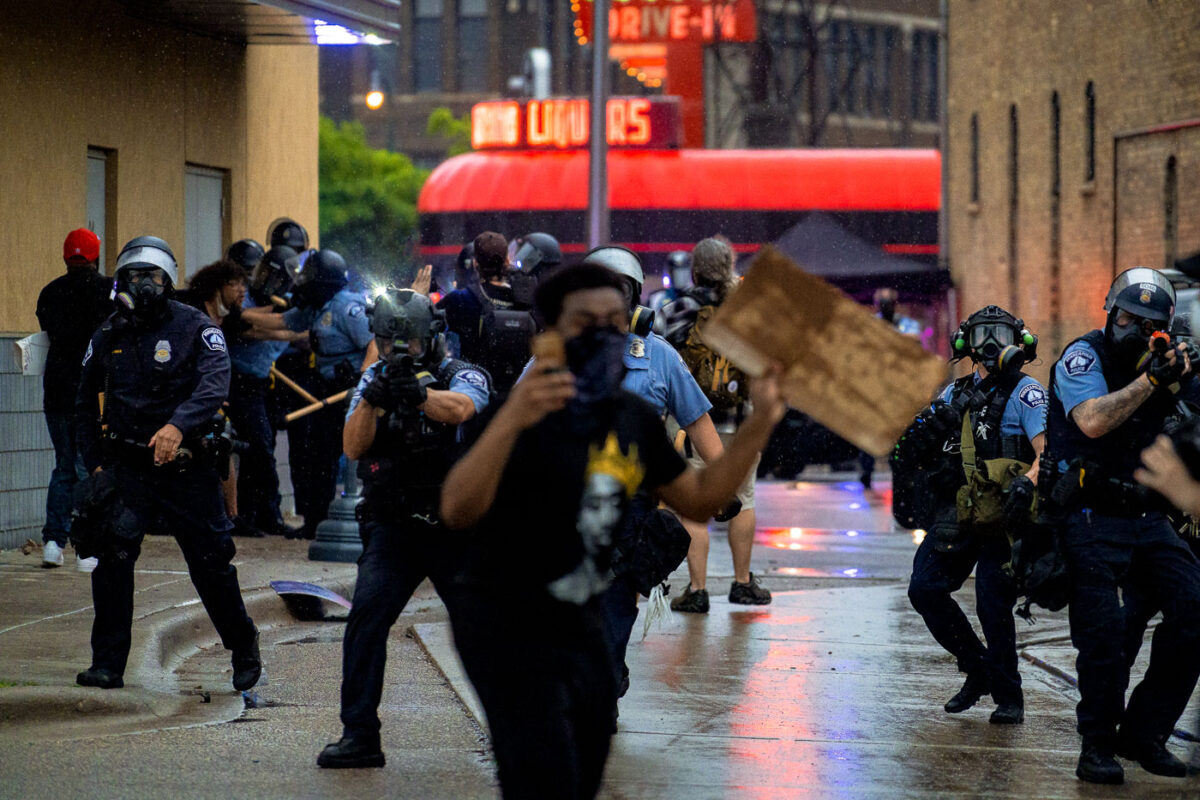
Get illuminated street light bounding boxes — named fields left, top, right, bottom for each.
left=365, top=89, right=384, bottom=110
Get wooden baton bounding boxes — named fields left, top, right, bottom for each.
left=285, top=390, right=349, bottom=424
left=270, top=366, right=320, bottom=405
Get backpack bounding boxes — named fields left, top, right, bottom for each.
left=663, top=290, right=750, bottom=413
left=461, top=277, right=535, bottom=397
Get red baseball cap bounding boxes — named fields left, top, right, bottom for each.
left=63, top=228, right=101, bottom=265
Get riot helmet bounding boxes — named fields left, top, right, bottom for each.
left=266, top=217, right=309, bottom=251
left=249, top=245, right=298, bottom=305
left=951, top=305, right=1037, bottom=371
left=226, top=239, right=265, bottom=271
left=367, top=287, right=446, bottom=367
left=512, top=232, right=563, bottom=276
left=665, top=250, right=692, bottom=291
left=290, top=248, right=347, bottom=309
left=580, top=245, right=643, bottom=311
left=113, top=236, right=177, bottom=322
left=1103, top=267, right=1176, bottom=367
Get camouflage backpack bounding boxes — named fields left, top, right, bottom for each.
left=664, top=289, right=750, bottom=412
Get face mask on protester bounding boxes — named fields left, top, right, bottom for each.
left=565, top=326, right=627, bottom=408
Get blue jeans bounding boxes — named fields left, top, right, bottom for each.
left=44, top=411, right=87, bottom=546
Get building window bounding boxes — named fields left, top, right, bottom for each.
left=910, top=29, right=938, bottom=123
left=969, top=113, right=980, bottom=204
left=1085, top=81, right=1096, bottom=182
left=1165, top=155, right=1179, bottom=269
left=458, top=0, right=488, bottom=92
left=413, top=0, right=443, bottom=93
left=820, top=20, right=899, bottom=120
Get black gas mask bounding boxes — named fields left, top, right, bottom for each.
left=566, top=326, right=627, bottom=408
left=115, top=267, right=170, bottom=321
left=1106, top=312, right=1163, bottom=370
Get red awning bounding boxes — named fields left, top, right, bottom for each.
left=417, top=148, right=940, bottom=214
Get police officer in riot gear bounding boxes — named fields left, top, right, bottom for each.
left=74, top=236, right=261, bottom=691
left=226, top=239, right=265, bottom=274
left=1045, top=267, right=1200, bottom=784
left=318, top=287, right=490, bottom=769
left=898, top=305, right=1045, bottom=727
left=267, top=217, right=309, bottom=253
left=510, top=231, right=564, bottom=310
left=292, top=249, right=369, bottom=539
left=437, top=231, right=534, bottom=396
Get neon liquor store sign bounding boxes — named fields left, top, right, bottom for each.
left=471, top=96, right=682, bottom=150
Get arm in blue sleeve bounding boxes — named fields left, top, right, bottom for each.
left=75, top=329, right=107, bottom=473
left=168, top=326, right=231, bottom=435
left=345, top=305, right=374, bottom=349
left=448, top=369, right=491, bottom=414
left=1055, top=344, right=1109, bottom=417
left=662, top=343, right=711, bottom=427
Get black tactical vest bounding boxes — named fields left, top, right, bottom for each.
left=1046, top=329, right=1176, bottom=482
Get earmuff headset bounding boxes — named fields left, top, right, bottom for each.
left=951, top=305, right=1038, bottom=363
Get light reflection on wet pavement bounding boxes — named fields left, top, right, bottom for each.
left=595, top=474, right=1199, bottom=798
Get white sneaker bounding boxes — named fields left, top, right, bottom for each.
left=76, top=556, right=98, bottom=573
left=42, top=541, right=64, bottom=568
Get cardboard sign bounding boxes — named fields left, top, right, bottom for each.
left=14, top=331, right=49, bottom=376
left=703, top=246, right=947, bottom=456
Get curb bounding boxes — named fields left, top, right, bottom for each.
left=0, top=570, right=358, bottom=732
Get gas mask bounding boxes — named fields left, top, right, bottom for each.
left=566, top=326, right=627, bottom=408
left=115, top=267, right=170, bottom=322
left=966, top=322, right=1018, bottom=371
left=1107, top=313, right=1160, bottom=370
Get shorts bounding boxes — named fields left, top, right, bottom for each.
left=684, top=430, right=758, bottom=510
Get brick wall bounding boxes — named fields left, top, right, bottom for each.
left=946, top=0, right=1200, bottom=381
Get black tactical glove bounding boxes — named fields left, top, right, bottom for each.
left=713, top=497, right=742, bottom=523
left=390, top=368, right=428, bottom=409
left=1002, top=474, right=1036, bottom=527
left=894, top=401, right=961, bottom=465
left=360, top=371, right=396, bottom=411
left=1146, top=344, right=1187, bottom=389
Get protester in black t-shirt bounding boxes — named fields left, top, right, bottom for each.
left=35, top=229, right=112, bottom=569
left=441, top=264, right=786, bottom=800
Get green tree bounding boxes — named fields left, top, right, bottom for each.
left=426, top=107, right=472, bottom=158
left=318, top=116, right=428, bottom=279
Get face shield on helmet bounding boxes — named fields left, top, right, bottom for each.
left=226, top=239, right=265, bottom=271
left=512, top=233, right=563, bottom=276
left=113, top=236, right=178, bottom=321
left=267, top=217, right=309, bottom=251
left=289, top=249, right=347, bottom=309
left=1104, top=267, right=1176, bottom=366
left=249, top=245, right=298, bottom=305
left=367, top=287, right=446, bottom=366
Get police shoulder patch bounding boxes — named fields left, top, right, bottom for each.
left=1062, top=347, right=1097, bottom=376
left=82, top=339, right=93, bottom=366
left=201, top=327, right=227, bottom=353
left=1018, top=382, right=1047, bottom=409
left=348, top=303, right=365, bottom=318
left=456, top=369, right=489, bottom=392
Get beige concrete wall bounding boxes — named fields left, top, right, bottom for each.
left=946, top=0, right=1200, bottom=380
left=0, top=0, right=318, bottom=334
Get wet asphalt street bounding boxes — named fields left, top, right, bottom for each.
left=2, top=471, right=1198, bottom=798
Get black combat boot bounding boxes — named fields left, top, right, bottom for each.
left=989, top=703, right=1024, bottom=725
left=317, top=735, right=386, bottom=768
left=1077, top=738, right=1124, bottom=784
left=1116, top=730, right=1187, bottom=778
left=76, top=667, right=124, bottom=689
left=944, top=673, right=989, bottom=713
left=232, top=630, right=262, bottom=691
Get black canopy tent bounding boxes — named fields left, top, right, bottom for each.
left=758, top=211, right=952, bottom=297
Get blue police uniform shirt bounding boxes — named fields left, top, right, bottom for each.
left=1053, top=338, right=1111, bottom=419
left=348, top=358, right=490, bottom=438
left=312, top=288, right=372, bottom=380
left=516, top=331, right=713, bottom=427
left=228, top=294, right=290, bottom=379
left=621, top=332, right=712, bottom=427
left=938, top=372, right=1047, bottom=441
left=75, top=302, right=231, bottom=472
